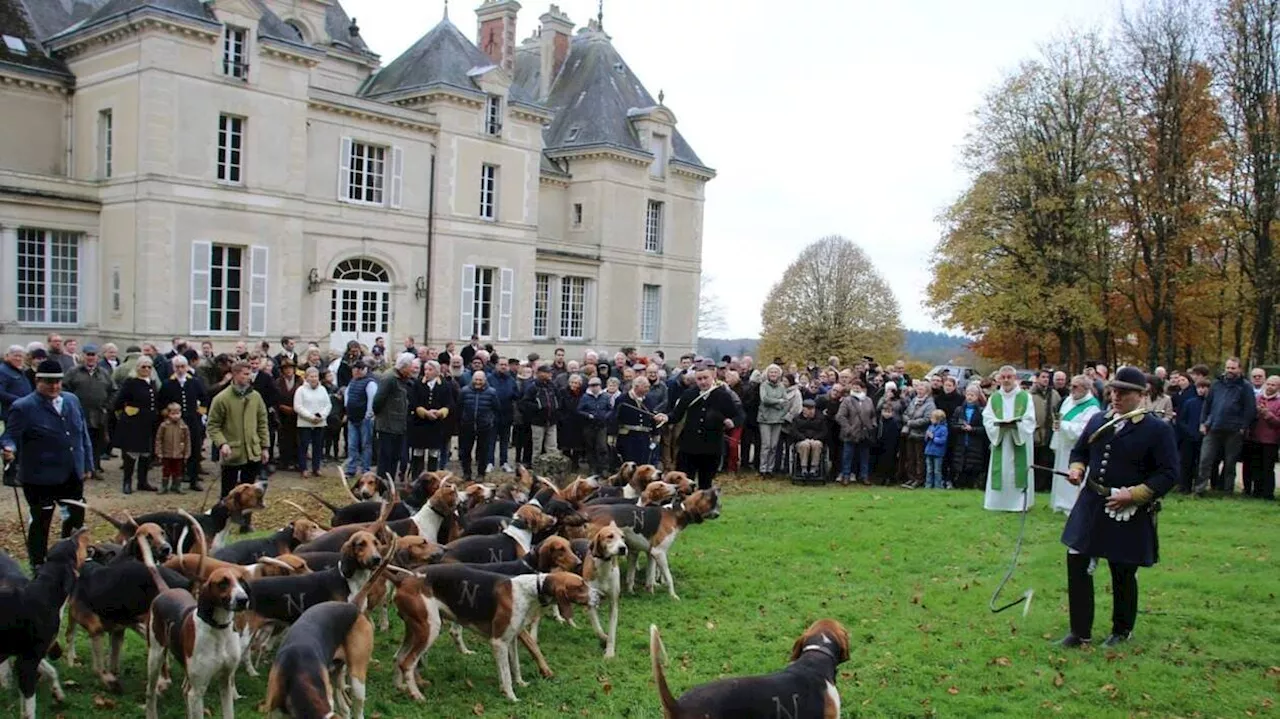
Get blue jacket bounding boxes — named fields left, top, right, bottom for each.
left=486, top=371, right=518, bottom=423
left=578, top=390, right=613, bottom=426
left=1201, top=375, right=1257, bottom=432
left=458, top=385, right=499, bottom=431
left=924, top=421, right=949, bottom=457
left=0, top=363, right=32, bottom=415
left=2, top=391, right=94, bottom=486
left=1176, top=393, right=1204, bottom=443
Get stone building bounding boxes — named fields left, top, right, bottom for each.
left=0, top=0, right=713, bottom=356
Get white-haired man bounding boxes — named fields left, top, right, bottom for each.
left=983, top=365, right=1037, bottom=511
left=373, top=352, right=418, bottom=480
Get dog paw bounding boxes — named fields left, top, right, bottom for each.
left=516, top=678, right=530, bottom=687
left=539, top=668, right=555, bottom=679
left=459, top=648, right=476, bottom=656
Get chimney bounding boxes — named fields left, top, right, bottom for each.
left=538, top=4, right=573, bottom=99
left=475, top=0, right=521, bottom=73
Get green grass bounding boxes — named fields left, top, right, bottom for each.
left=4, top=481, right=1279, bottom=718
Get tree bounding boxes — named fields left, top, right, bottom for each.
left=758, top=236, right=904, bottom=365
left=696, top=274, right=728, bottom=339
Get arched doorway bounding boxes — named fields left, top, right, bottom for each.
left=329, top=258, right=390, bottom=351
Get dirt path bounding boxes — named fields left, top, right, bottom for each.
left=0, top=456, right=360, bottom=558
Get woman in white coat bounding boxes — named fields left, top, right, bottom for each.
left=1050, top=374, right=1102, bottom=513
left=293, top=367, right=332, bottom=477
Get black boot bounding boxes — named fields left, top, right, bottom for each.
left=1109, top=562, right=1139, bottom=643
left=1062, top=552, right=1095, bottom=646
left=121, top=455, right=135, bottom=495
left=136, top=457, right=158, bottom=492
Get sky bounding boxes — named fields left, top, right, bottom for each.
left=341, top=0, right=1124, bottom=337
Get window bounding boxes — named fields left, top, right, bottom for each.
left=223, top=26, right=248, bottom=79
left=208, top=244, right=243, bottom=332
left=217, top=114, right=244, bottom=184
left=3, top=35, right=27, bottom=55
left=559, top=276, right=586, bottom=340
left=98, top=109, right=113, bottom=179
left=572, top=203, right=583, bottom=227
left=470, top=267, right=495, bottom=338
left=347, top=141, right=386, bottom=204
left=641, top=284, right=661, bottom=343
left=650, top=133, right=667, bottom=178
left=16, top=229, right=80, bottom=325
left=284, top=21, right=305, bottom=42
left=480, top=164, right=498, bottom=219
left=485, top=95, right=502, bottom=136
left=533, top=273, right=551, bottom=338
left=645, top=200, right=664, bottom=253
left=110, top=265, right=121, bottom=313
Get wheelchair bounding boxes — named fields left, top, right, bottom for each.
left=789, top=441, right=829, bottom=486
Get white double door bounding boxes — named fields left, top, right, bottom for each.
left=329, top=282, right=390, bottom=352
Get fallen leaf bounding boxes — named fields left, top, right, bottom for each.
left=991, top=656, right=1012, bottom=667
left=910, top=592, right=922, bottom=605
left=947, top=686, right=960, bottom=695
left=472, top=702, right=484, bottom=715
left=1053, top=673, right=1065, bottom=688
left=602, top=680, right=613, bottom=695
left=92, top=696, right=116, bottom=709
left=705, top=620, right=716, bottom=630
left=465, top=678, right=475, bottom=689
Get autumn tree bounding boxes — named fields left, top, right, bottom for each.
left=697, top=274, right=728, bottom=338
left=758, top=236, right=903, bottom=365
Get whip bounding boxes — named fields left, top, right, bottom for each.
left=988, top=481, right=1036, bottom=617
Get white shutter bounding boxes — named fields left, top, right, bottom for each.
left=389, top=145, right=404, bottom=209
left=190, top=241, right=211, bottom=333
left=338, top=136, right=352, bottom=201
left=498, top=267, right=514, bottom=342
left=459, top=264, right=476, bottom=340
left=249, top=245, right=268, bottom=336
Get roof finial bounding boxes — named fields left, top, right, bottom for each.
left=597, top=0, right=604, bottom=29
left=443, top=0, right=448, bottom=19
left=658, top=89, right=665, bottom=104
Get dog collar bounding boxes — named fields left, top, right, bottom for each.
left=534, top=573, right=553, bottom=606
left=799, top=643, right=839, bottom=664
left=197, top=605, right=233, bottom=630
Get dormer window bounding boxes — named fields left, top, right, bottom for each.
left=3, top=35, right=27, bottom=55
left=566, top=126, right=580, bottom=142
left=485, top=95, right=503, bottom=136
left=650, top=132, right=667, bottom=178
left=222, top=26, right=248, bottom=80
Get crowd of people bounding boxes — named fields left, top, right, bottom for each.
left=1, top=334, right=1273, bottom=542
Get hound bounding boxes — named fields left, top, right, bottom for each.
left=73, top=482, right=265, bottom=552
left=389, top=564, right=599, bottom=702
left=138, top=518, right=250, bottom=719
left=441, top=503, right=556, bottom=564
left=650, top=618, right=851, bottom=719
left=578, top=522, right=628, bottom=658
left=0, top=531, right=90, bottom=719
left=584, top=488, right=722, bottom=600
left=259, top=558, right=390, bottom=719
left=211, top=518, right=324, bottom=564
left=300, top=470, right=451, bottom=526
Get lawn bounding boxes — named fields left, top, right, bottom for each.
left=3, top=479, right=1278, bottom=718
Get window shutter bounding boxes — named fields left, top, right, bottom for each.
left=190, top=241, right=211, bottom=333
left=498, top=267, right=514, bottom=342
left=389, top=145, right=404, bottom=209
left=459, top=264, right=476, bottom=340
left=338, top=136, right=352, bottom=201
left=249, top=245, right=268, bottom=336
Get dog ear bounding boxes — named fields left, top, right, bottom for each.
left=589, top=530, right=607, bottom=560
left=789, top=634, right=806, bottom=662
left=835, top=624, right=852, bottom=663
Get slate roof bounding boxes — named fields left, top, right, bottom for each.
left=359, top=15, right=535, bottom=106
left=513, top=27, right=708, bottom=172
left=0, top=0, right=71, bottom=77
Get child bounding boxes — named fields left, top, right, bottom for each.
left=1175, top=378, right=1210, bottom=493
left=154, top=402, right=191, bottom=494
left=949, top=386, right=989, bottom=489
left=924, top=409, right=949, bottom=489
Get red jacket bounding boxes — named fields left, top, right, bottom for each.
left=1250, top=392, right=1280, bottom=445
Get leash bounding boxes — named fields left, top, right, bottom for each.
left=988, top=480, right=1035, bottom=617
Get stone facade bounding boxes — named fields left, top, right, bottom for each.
left=0, top=0, right=712, bottom=357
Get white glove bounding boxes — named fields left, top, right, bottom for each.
left=1104, top=488, right=1138, bottom=522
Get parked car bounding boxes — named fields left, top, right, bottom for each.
left=927, top=365, right=980, bottom=383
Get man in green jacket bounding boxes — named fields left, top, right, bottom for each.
left=207, top=360, right=269, bottom=499
left=63, top=344, right=115, bottom=476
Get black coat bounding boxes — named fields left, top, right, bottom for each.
left=948, top=404, right=988, bottom=473
left=112, top=377, right=158, bottom=453
left=670, top=385, right=745, bottom=456
left=158, top=373, right=208, bottom=447
left=1062, top=411, right=1178, bottom=567
left=407, top=379, right=456, bottom=450
left=519, top=380, right=562, bottom=427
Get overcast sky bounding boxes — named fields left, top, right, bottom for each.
left=342, top=0, right=1123, bottom=337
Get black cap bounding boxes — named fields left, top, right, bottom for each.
left=35, top=359, right=64, bottom=380
left=182, top=348, right=199, bottom=362
left=30, top=348, right=48, bottom=360
left=1108, top=366, right=1148, bottom=392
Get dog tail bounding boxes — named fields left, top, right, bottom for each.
left=350, top=543, right=394, bottom=611
left=177, top=509, right=208, bottom=580
left=257, top=555, right=302, bottom=575
left=136, top=527, right=169, bottom=593
left=283, top=498, right=333, bottom=529
left=338, top=467, right=360, bottom=502
left=60, top=499, right=133, bottom=537
left=291, top=488, right=343, bottom=515
left=650, top=624, right=678, bottom=718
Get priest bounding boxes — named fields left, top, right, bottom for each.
left=983, top=365, right=1037, bottom=511
left=1050, top=374, right=1101, bottom=513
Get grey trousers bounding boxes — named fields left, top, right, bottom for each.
left=531, top=423, right=558, bottom=459
left=1198, top=429, right=1243, bottom=493
left=759, top=423, right=784, bottom=473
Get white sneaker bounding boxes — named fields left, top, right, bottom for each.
left=485, top=463, right=495, bottom=473
left=502, top=463, right=514, bottom=473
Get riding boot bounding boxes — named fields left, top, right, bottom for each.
left=121, top=454, right=135, bottom=494
left=1109, top=562, right=1138, bottom=639
left=136, top=456, right=158, bottom=492
left=1065, top=552, right=1095, bottom=642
